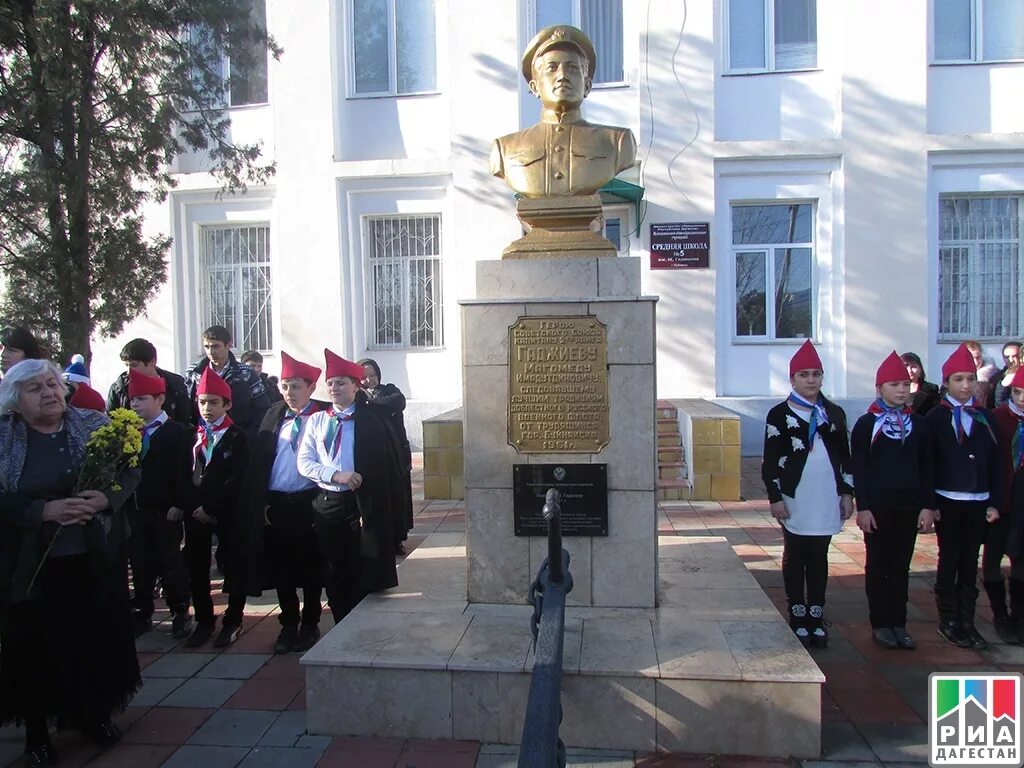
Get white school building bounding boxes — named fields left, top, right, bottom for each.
left=89, top=0, right=1024, bottom=452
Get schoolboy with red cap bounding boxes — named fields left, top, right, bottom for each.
left=297, top=349, right=401, bottom=622
left=244, top=351, right=330, bottom=654
left=850, top=352, right=935, bottom=650
left=984, top=365, right=1024, bottom=643
left=924, top=343, right=1002, bottom=649
left=761, top=339, right=854, bottom=649
left=124, top=369, right=195, bottom=639
left=183, top=366, right=251, bottom=648
left=67, top=381, right=106, bottom=412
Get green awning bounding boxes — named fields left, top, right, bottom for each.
left=600, top=178, right=645, bottom=234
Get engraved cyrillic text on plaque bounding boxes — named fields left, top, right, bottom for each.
left=508, top=315, right=609, bottom=453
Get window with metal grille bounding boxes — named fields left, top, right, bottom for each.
left=732, top=203, right=814, bottom=340
left=366, top=214, right=443, bottom=349
left=939, top=195, right=1022, bottom=340
left=201, top=224, right=273, bottom=353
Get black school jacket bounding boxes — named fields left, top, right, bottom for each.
left=761, top=396, right=854, bottom=504
left=193, top=423, right=250, bottom=520
left=925, top=402, right=1002, bottom=510
left=850, top=411, right=933, bottom=512
left=131, top=419, right=193, bottom=513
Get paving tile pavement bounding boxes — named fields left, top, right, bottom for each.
left=0, top=454, right=1014, bottom=767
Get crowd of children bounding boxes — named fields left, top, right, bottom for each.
left=764, top=339, right=1024, bottom=651
left=0, top=325, right=412, bottom=655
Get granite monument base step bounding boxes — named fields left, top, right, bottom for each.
left=301, top=531, right=823, bottom=757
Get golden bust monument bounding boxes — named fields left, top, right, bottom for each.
left=490, top=25, right=637, bottom=259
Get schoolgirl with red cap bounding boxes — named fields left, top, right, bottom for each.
left=925, top=343, right=1002, bottom=649
left=984, top=365, right=1024, bottom=643
left=850, top=352, right=935, bottom=650
left=297, top=350, right=402, bottom=623
left=761, top=340, right=855, bottom=648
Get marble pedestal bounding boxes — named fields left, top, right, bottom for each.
left=301, top=529, right=824, bottom=757
left=461, top=257, right=659, bottom=607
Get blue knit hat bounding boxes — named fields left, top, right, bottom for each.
left=63, top=353, right=90, bottom=385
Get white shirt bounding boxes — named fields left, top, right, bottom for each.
left=269, top=404, right=318, bottom=494
left=782, top=406, right=843, bottom=536
left=144, top=411, right=169, bottom=436
left=297, top=405, right=357, bottom=492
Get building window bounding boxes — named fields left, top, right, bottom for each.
left=201, top=224, right=273, bottom=352
left=934, top=0, right=1024, bottom=63
left=366, top=214, right=443, bottom=349
left=939, top=195, right=1022, bottom=340
left=732, top=203, right=814, bottom=339
left=350, top=0, right=437, bottom=96
left=532, top=0, right=624, bottom=85
left=187, top=0, right=268, bottom=107
left=727, top=0, right=817, bottom=73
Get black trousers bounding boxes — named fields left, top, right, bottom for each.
left=185, top=520, right=245, bottom=626
left=982, top=514, right=1024, bottom=582
left=127, top=507, right=190, bottom=616
left=266, top=490, right=323, bottom=628
left=934, top=498, right=989, bottom=625
left=863, top=507, right=919, bottom=628
left=782, top=527, right=832, bottom=608
left=313, top=490, right=364, bottom=623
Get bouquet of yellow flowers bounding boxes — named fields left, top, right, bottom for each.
left=28, top=408, right=144, bottom=592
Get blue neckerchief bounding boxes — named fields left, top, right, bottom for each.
left=787, top=391, right=828, bottom=446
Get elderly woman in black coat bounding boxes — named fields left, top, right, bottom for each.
left=358, top=359, right=414, bottom=554
left=0, top=360, right=141, bottom=766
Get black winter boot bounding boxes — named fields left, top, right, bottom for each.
left=984, top=579, right=1017, bottom=643
left=958, top=588, right=988, bottom=650
left=808, top=605, right=828, bottom=648
left=935, top=584, right=968, bottom=646
left=789, top=603, right=809, bottom=646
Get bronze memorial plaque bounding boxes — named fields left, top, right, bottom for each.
left=508, top=315, right=609, bottom=453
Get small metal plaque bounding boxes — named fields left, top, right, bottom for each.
left=508, top=315, right=609, bottom=453
left=513, top=464, right=608, bottom=537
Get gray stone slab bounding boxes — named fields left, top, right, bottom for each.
left=237, top=746, right=325, bottom=768
left=821, top=722, right=876, bottom=761
left=187, top=709, right=280, bottom=747
left=130, top=676, right=185, bottom=707
left=161, top=745, right=250, bottom=768
left=449, top=615, right=532, bottom=673
left=652, top=617, right=741, bottom=680
left=721, top=620, right=825, bottom=683
left=143, top=653, right=216, bottom=678
left=161, top=677, right=245, bottom=708
left=372, top=612, right=472, bottom=670
left=133, top=629, right=181, bottom=653
left=452, top=671, right=500, bottom=742
left=578, top=618, right=658, bottom=677
left=257, top=712, right=308, bottom=747
left=197, top=654, right=271, bottom=679
left=801, top=763, right=883, bottom=768
left=857, top=722, right=928, bottom=764
left=475, top=743, right=519, bottom=768
left=300, top=610, right=406, bottom=667
left=293, top=735, right=331, bottom=751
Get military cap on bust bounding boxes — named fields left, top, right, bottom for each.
left=521, top=24, right=597, bottom=82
